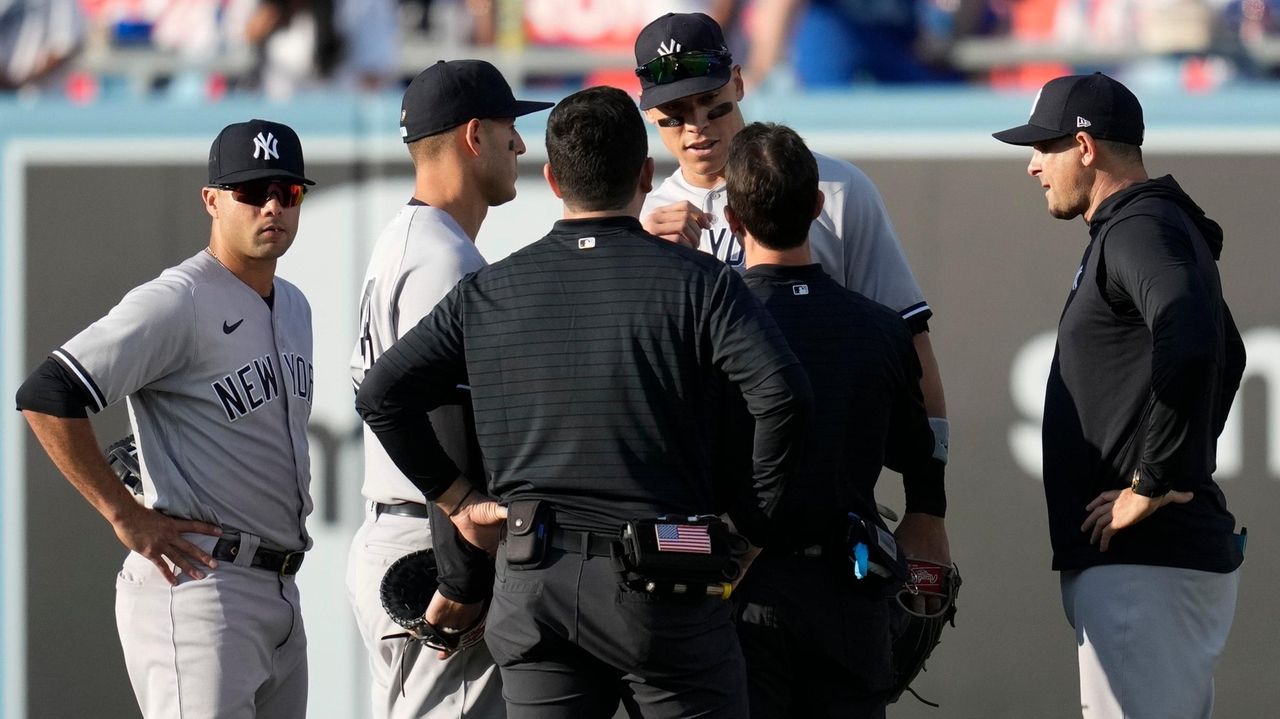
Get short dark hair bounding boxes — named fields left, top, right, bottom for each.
left=545, top=86, right=648, bottom=212
left=407, top=131, right=453, bottom=166
left=1098, top=137, right=1143, bottom=165
left=725, top=122, right=818, bottom=250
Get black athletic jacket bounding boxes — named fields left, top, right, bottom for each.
left=356, top=216, right=812, bottom=544
left=1043, top=175, right=1245, bottom=573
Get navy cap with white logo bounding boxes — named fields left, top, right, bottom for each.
left=993, top=73, right=1144, bottom=147
left=208, top=119, right=314, bottom=186
left=400, top=60, right=554, bottom=143
left=634, top=13, right=733, bottom=110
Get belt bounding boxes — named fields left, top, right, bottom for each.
left=212, top=536, right=305, bottom=576
left=548, top=527, right=617, bottom=558
left=374, top=501, right=432, bottom=519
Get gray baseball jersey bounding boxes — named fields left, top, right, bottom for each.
left=350, top=203, right=487, bottom=504
left=55, top=250, right=314, bottom=550
left=643, top=151, right=930, bottom=324
left=347, top=203, right=503, bottom=719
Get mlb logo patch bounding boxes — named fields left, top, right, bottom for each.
left=578, top=237, right=596, bottom=249
left=792, top=284, right=809, bottom=296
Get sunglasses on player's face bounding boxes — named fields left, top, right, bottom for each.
left=214, top=180, right=307, bottom=208
left=635, top=50, right=731, bottom=85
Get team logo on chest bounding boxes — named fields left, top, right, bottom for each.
left=211, top=351, right=313, bottom=422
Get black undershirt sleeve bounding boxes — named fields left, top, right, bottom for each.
left=883, top=320, right=946, bottom=516
left=355, top=287, right=469, bottom=501
left=426, top=401, right=495, bottom=603
left=14, top=356, right=95, bottom=418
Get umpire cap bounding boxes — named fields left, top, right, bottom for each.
left=400, top=60, right=554, bottom=143
left=208, top=119, right=314, bottom=186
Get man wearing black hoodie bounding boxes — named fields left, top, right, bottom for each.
left=995, top=73, right=1246, bottom=719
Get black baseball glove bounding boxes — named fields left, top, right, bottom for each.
left=104, top=434, right=144, bottom=500
left=379, top=549, right=486, bottom=653
left=886, top=559, right=961, bottom=707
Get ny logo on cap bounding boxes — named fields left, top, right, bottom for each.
left=1029, top=88, right=1043, bottom=117
left=253, top=132, right=280, bottom=161
left=1077, top=116, right=1092, bottom=128
left=658, top=39, right=681, bottom=56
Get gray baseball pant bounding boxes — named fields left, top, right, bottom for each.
left=346, top=503, right=504, bottom=719
left=1060, top=563, right=1240, bottom=719
left=115, top=532, right=307, bottom=719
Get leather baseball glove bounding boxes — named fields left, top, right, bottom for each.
left=886, top=559, right=961, bottom=707
left=379, top=548, right=486, bottom=653
left=104, top=434, right=144, bottom=501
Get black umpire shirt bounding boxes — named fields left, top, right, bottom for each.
left=1044, top=175, right=1244, bottom=573
left=355, top=215, right=812, bottom=542
left=737, top=264, right=944, bottom=550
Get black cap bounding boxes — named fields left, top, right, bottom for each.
left=208, top=119, right=314, bottom=186
left=993, top=73, right=1144, bottom=147
left=635, top=13, right=732, bottom=110
left=400, top=60, right=554, bottom=143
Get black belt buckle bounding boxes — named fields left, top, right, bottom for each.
left=279, top=550, right=305, bottom=576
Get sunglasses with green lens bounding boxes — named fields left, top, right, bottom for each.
left=635, top=50, right=731, bottom=85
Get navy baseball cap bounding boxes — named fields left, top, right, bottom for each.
left=994, top=73, right=1144, bottom=147
left=635, top=13, right=733, bottom=110
left=400, top=60, right=554, bottom=143
left=208, top=119, right=314, bottom=186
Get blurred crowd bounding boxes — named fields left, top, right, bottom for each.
left=2, top=0, right=1279, bottom=102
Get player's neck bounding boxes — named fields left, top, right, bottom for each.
left=206, top=246, right=276, bottom=297
left=679, top=165, right=726, bottom=191
left=414, top=178, right=487, bottom=242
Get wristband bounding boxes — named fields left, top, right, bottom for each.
left=928, top=417, right=950, bottom=465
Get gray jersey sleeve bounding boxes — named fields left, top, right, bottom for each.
left=811, top=154, right=929, bottom=323
left=350, top=206, right=487, bottom=505
left=56, top=278, right=193, bottom=411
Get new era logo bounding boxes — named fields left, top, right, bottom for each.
left=253, top=132, right=279, bottom=160
left=657, top=39, right=681, bottom=56
left=1077, top=116, right=1092, bottom=128
left=792, top=284, right=809, bottom=296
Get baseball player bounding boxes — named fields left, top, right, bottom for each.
left=346, top=60, right=551, bottom=719
left=635, top=12, right=951, bottom=465
left=723, top=122, right=950, bottom=718
left=14, top=119, right=316, bottom=718
left=355, top=86, right=813, bottom=718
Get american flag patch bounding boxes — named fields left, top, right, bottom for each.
left=654, top=523, right=712, bottom=554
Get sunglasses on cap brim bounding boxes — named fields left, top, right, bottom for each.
left=213, top=180, right=307, bottom=208
left=635, top=50, right=731, bottom=85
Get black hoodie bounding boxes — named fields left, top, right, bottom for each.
left=1043, top=175, right=1245, bottom=573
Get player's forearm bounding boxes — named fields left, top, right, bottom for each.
left=20, top=411, right=139, bottom=525
left=913, top=331, right=947, bottom=418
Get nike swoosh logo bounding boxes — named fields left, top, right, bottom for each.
left=223, top=319, right=244, bottom=334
